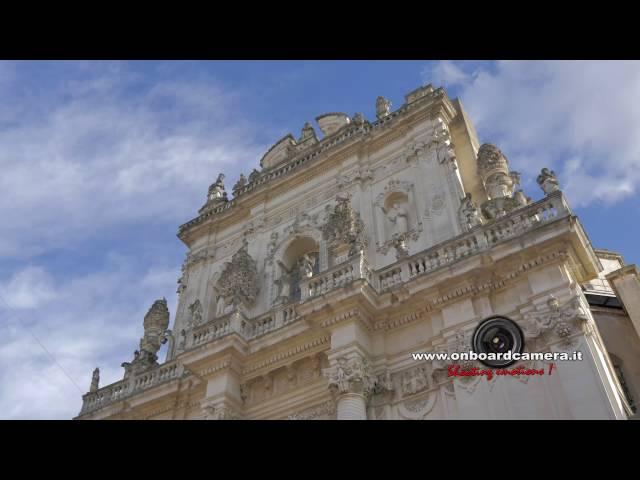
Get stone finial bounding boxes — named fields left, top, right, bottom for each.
left=144, top=298, right=170, bottom=334
left=537, top=168, right=560, bottom=194
left=141, top=298, right=170, bottom=357
left=477, top=143, right=509, bottom=177
left=376, top=96, right=391, bottom=119
left=90, top=367, right=100, bottom=393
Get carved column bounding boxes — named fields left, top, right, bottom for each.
left=324, top=352, right=375, bottom=420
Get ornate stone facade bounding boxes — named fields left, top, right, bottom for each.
left=76, top=83, right=639, bottom=421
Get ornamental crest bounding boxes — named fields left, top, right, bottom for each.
left=215, top=239, right=259, bottom=305
left=320, top=195, right=367, bottom=255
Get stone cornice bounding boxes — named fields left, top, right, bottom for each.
left=177, top=88, right=456, bottom=242
left=242, top=334, right=330, bottom=377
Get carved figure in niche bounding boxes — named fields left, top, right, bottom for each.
left=216, top=295, right=227, bottom=316
left=384, top=202, right=409, bottom=237
left=298, top=253, right=316, bottom=278
left=275, top=261, right=295, bottom=300
left=188, top=299, right=203, bottom=327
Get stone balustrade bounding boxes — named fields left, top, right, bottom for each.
left=300, top=252, right=373, bottom=301
left=376, top=190, right=570, bottom=291
left=191, top=316, right=232, bottom=347
left=80, top=191, right=571, bottom=416
left=79, top=361, right=185, bottom=416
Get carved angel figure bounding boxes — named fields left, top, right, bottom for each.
left=188, top=299, right=203, bottom=327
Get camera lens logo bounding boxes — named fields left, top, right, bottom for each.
left=471, top=316, right=525, bottom=368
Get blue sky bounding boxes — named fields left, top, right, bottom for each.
left=0, top=60, right=638, bottom=419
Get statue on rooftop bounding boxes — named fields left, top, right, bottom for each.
left=207, top=173, right=227, bottom=202
left=90, top=368, right=100, bottom=393
left=537, top=168, right=560, bottom=194
left=376, top=96, right=391, bottom=119
left=233, top=174, right=247, bottom=194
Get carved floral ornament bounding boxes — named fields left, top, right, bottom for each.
left=320, top=195, right=367, bottom=255
left=214, top=239, right=259, bottom=306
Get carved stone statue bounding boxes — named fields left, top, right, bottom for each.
left=249, top=168, right=260, bottom=183
left=298, top=253, right=316, bottom=278
left=392, top=237, right=409, bottom=259
left=233, top=174, right=247, bottom=194
left=385, top=203, right=409, bottom=237
left=178, top=329, right=187, bottom=350
left=300, top=122, right=315, bottom=141
left=376, top=96, right=391, bottom=119
left=188, top=299, right=203, bottom=327
left=275, top=261, right=294, bottom=301
left=215, top=295, right=227, bottom=317
left=90, top=368, right=100, bottom=393
left=537, top=168, right=560, bottom=194
left=352, top=112, right=365, bottom=126
left=513, top=189, right=529, bottom=207
left=459, top=193, right=482, bottom=230
left=267, top=231, right=278, bottom=258
left=207, top=173, right=227, bottom=202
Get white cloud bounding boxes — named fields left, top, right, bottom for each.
left=0, top=61, right=281, bottom=419
left=0, top=258, right=180, bottom=419
left=0, top=61, right=265, bottom=259
left=0, top=265, right=56, bottom=309
left=422, top=60, right=640, bottom=207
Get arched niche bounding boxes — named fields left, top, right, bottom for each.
left=270, top=231, right=323, bottom=305
left=374, top=179, right=420, bottom=246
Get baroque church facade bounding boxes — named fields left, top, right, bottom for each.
left=76, top=84, right=640, bottom=420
